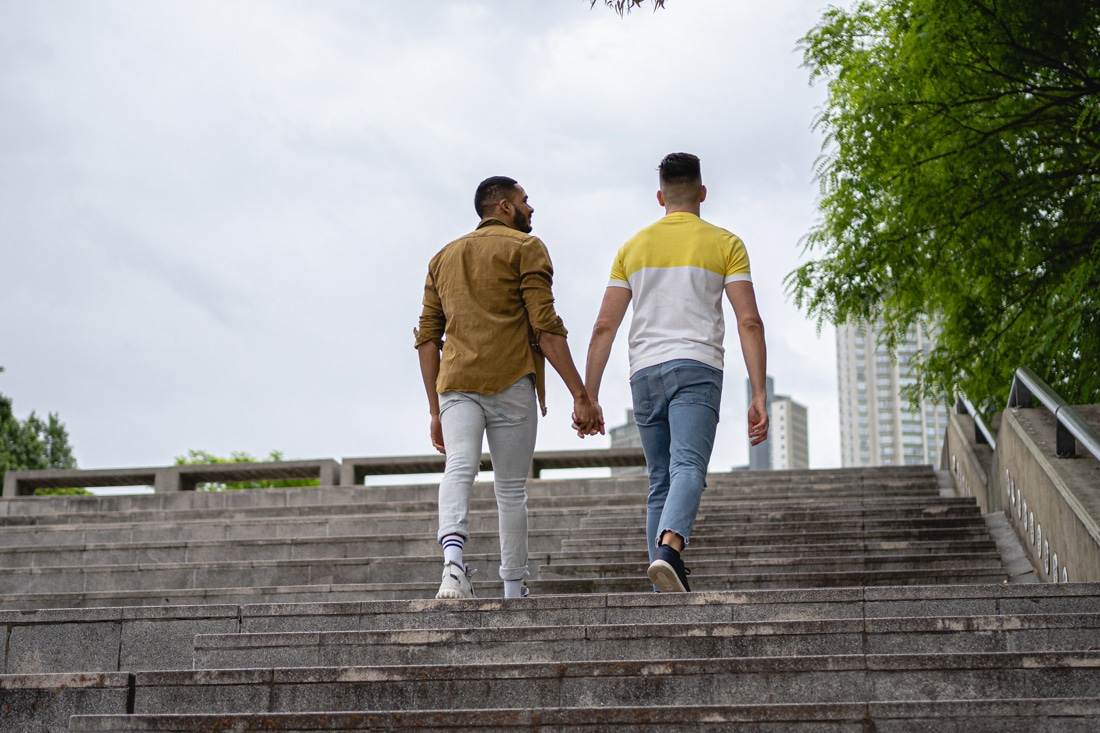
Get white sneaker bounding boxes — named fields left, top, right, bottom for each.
left=436, top=562, right=475, bottom=599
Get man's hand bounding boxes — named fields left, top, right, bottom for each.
left=748, top=397, right=769, bottom=446
left=429, top=414, right=445, bottom=454
left=573, top=397, right=605, bottom=438
left=538, top=331, right=605, bottom=437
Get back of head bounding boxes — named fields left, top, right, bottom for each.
left=474, top=176, right=519, bottom=218
left=658, top=152, right=702, bottom=207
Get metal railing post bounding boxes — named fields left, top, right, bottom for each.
left=1055, top=417, right=1077, bottom=458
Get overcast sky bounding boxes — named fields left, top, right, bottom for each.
left=1, top=0, right=840, bottom=480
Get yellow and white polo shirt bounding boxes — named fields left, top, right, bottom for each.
left=609, top=211, right=751, bottom=376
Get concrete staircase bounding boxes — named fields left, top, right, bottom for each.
left=1, top=465, right=1098, bottom=731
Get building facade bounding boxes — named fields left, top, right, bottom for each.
left=836, top=320, right=947, bottom=467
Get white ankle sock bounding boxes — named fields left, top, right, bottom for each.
left=442, top=535, right=464, bottom=567
left=503, top=579, right=524, bottom=598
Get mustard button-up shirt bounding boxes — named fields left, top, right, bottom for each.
left=414, top=217, right=568, bottom=414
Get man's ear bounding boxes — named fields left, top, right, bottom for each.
left=699, top=184, right=707, bottom=203
left=656, top=189, right=666, bottom=207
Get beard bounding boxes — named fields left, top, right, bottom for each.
left=512, top=208, right=532, bottom=233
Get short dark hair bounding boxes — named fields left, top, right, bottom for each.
left=658, top=153, right=701, bottom=186
left=474, top=176, right=519, bottom=218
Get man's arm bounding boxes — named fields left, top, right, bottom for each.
left=581, top=286, right=632, bottom=436
left=725, top=280, right=769, bottom=446
left=416, top=341, right=445, bottom=454
left=538, top=331, right=601, bottom=435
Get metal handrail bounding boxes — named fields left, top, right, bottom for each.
left=955, top=393, right=997, bottom=450
left=1008, top=366, right=1100, bottom=461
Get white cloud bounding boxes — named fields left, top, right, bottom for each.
left=0, top=0, right=840, bottom=472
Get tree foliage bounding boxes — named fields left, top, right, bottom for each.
left=788, top=0, right=1100, bottom=410
left=592, top=0, right=665, bottom=16
left=174, top=449, right=319, bottom=491
left=0, top=366, right=78, bottom=490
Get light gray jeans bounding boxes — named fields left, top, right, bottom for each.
left=436, top=374, right=537, bottom=581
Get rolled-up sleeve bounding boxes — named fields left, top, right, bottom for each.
left=519, top=238, right=567, bottom=341
left=414, top=271, right=446, bottom=349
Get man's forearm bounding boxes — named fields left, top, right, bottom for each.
left=538, top=331, right=587, bottom=399
left=585, top=286, right=632, bottom=402
left=417, top=342, right=442, bottom=416
left=584, top=328, right=616, bottom=403
left=739, top=319, right=767, bottom=401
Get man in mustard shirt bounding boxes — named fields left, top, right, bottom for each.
left=415, top=176, right=600, bottom=600
left=583, top=153, right=769, bottom=593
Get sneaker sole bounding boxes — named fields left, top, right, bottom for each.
left=435, top=588, right=472, bottom=600
left=648, top=559, right=688, bottom=593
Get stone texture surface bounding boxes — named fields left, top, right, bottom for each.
left=63, top=700, right=1100, bottom=733
left=2, top=465, right=1099, bottom=730
left=0, top=672, right=128, bottom=732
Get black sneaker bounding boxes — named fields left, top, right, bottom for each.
left=648, top=544, right=691, bottom=592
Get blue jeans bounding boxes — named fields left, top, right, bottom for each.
left=630, top=359, right=722, bottom=562
left=437, top=375, right=537, bottom=581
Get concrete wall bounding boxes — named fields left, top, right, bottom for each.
left=995, top=408, right=1100, bottom=584
left=945, top=405, right=1100, bottom=584
left=944, top=412, right=997, bottom=514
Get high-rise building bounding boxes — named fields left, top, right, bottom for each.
left=836, top=319, right=947, bottom=467
left=747, top=376, right=810, bottom=470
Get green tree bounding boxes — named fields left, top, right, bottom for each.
left=0, top=366, right=80, bottom=492
left=174, top=449, right=319, bottom=491
left=593, top=0, right=665, bottom=15
left=788, top=0, right=1100, bottom=411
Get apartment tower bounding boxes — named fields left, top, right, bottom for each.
left=836, top=320, right=947, bottom=467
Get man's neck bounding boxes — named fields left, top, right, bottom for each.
left=664, top=203, right=701, bottom=217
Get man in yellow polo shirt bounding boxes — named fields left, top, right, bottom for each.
left=583, top=153, right=769, bottom=592
left=415, top=176, right=600, bottom=600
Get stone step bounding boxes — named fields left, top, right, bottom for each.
left=0, top=558, right=1016, bottom=611
left=581, top=515, right=990, bottom=533
left=194, top=612, right=1100, bottom=670
left=690, top=500, right=984, bottom=518
left=0, top=537, right=1006, bottom=597
left=0, top=530, right=571, bottom=569
left=64, top=699, right=1100, bottom=733
left=0, top=492, right=650, bottom=528
left=0, top=478, right=640, bottom=517
left=8, top=585, right=1099, bottom=675
left=559, top=538, right=998, bottom=557
left=533, top=568, right=1011, bottom=593
left=538, top=552, right=1006, bottom=579
left=0, top=583, right=427, bottom=613
left=0, top=471, right=948, bottom=526
left=0, top=513, right=994, bottom=567
left=4, top=651, right=1099, bottom=729
left=564, top=524, right=997, bottom=548
left=0, top=507, right=604, bottom=547
left=0, top=551, right=564, bottom=596
left=0, top=496, right=979, bottom=550
left=0, top=465, right=939, bottom=519
left=0, top=545, right=1016, bottom=607
left=235, top=583, right=1100, bottom=632
left=0, top=484, right=952, bottom=530
left=576, top=504, right=986, bottom=528
left=0, top=530, right=1000, bottom=571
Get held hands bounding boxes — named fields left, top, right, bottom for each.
left=572, top=393, right=605, bottom=438
left=748, top=398, right=769, bottom=446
